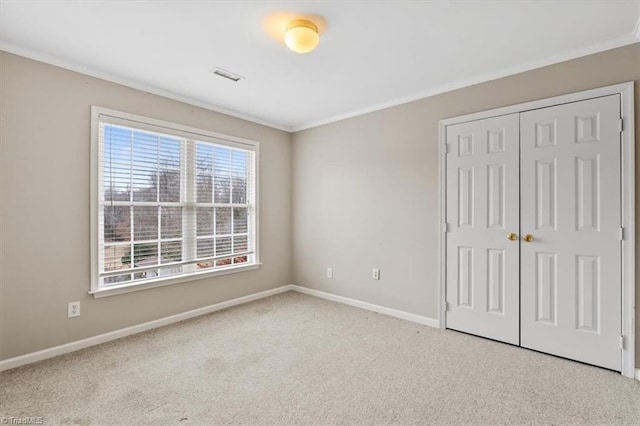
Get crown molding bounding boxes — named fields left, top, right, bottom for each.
left=290, top=33, right=640, bottom=132
left=0, top=42, right=293, bottom=133
left=2, top=31, right=638, bottom=135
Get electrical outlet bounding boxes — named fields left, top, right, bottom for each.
left=372, top=268, right=380, bottom=280
left=68, top=301, right=80, bottom=318
left=327, top=267, right=333, bottom=279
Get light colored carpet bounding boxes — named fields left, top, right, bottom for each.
left=1, top=291, right=639, bottom=425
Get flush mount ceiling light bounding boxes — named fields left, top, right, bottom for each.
left=284, top=19, right=319, bottom=53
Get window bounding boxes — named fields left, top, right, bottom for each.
left=91, top=107, right=258, bottom=296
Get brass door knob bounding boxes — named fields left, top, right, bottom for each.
left=507, top=232, right=518, bottom=241
left=523, top=234, right=534, bottom=242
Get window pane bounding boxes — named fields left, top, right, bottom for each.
left=133, top=206, right=158, bottom=240
left=197, top=174, right=213, bottom=203
left=134, top=270, right=156, bottom=280
left=104, top=273, right=132, bottom=286
left=197, top=207, right=213, bottom=236
left=234, top=235, right=248, bottom=253
left=103, top=125, right=132, bottom=202
left=216, top=236, right=232, bottom=256
left=232, top=150, right=247, bottom=203
left=159, top=137, right=181, bottom=202
left=214, top=175, right=231, bottom=204
left=214, top=147, right=231, bottom=203
left=160, top=265, right=183, bottom=276
left=159, top=170, right=180, bottom=203
left=197, top=238, right=214, bottom=259
left=132, top=131, right=158, bottom=202
left=233, top=255, right=248, bottom=265
left=161, top=241, right=182, bottom=263
left=133, top=242, right=158, bottom=267
left=216, top=258, right=233, bottom=267
left=233, top=208, right=247, bottom=234
left=196, top=143, right=213, bottom=203
left=103, top=244, right=131, bottom=272
left=161, top=207, right=182, bottom=239
left=103, top=206, right=130, bottom=242
left=232, top=177, right=246, bottom=204
left=197, top=260, right=214, bottom=270
left=216, top=207, right=231, bottom=235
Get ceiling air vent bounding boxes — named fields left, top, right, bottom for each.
left=210, top=67, right=245, bottom=82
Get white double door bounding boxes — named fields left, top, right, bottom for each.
left=445, top=95, right=622, bottom=371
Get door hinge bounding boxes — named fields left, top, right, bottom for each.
left=620, top=227, right=624, bottom=241
left=443, top=301, right=449, bottom=312
left=618, top=118, right=623, bottom=133
left=620, top=335, right=625, bottom=350
left=444, top=143, right=450, bottom=154
left=443, top=222, right=450, bottom=233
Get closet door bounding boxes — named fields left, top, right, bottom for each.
left=520, top=95, right=622, bottom=371
left=445, top=114, right=520, bottom=345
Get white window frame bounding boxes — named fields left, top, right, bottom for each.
left=90, top=106, right=260, bottom=298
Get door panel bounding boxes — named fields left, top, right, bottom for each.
left=520, top=95, right=621, bottom=371
left=445, top=114, right=520, bottom=345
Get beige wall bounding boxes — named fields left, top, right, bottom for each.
left=292, top=43, right=640, bottom=364
left=0, top=52, right=292, bottom=360
left=2, top=43, right=640, bottom=365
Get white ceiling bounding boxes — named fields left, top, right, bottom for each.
left=1, top=1, right=639, bottom=131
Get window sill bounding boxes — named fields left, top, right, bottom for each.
left=89, top=263, right=262, bottom=299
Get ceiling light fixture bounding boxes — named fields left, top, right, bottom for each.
left=284, top=19, right=319, bottom=54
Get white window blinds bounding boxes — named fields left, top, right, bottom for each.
left=94, top=109, right=257, bottom=290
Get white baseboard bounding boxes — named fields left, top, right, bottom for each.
left=289, top=285, right=440, bottom=328
left=4, top=284, right=634, bottom=378
left=0, top=283, right=439, bottom=373
left=0, top=284, right=293, bottom=372
left=636, top=369, right=640, bottom=381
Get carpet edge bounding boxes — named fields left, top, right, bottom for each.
left=0, top=284, right=294, bottom=372
left=290, top=285, right=440, bottom=328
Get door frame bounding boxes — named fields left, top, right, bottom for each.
left=438, top=82, right=635, bottom=379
